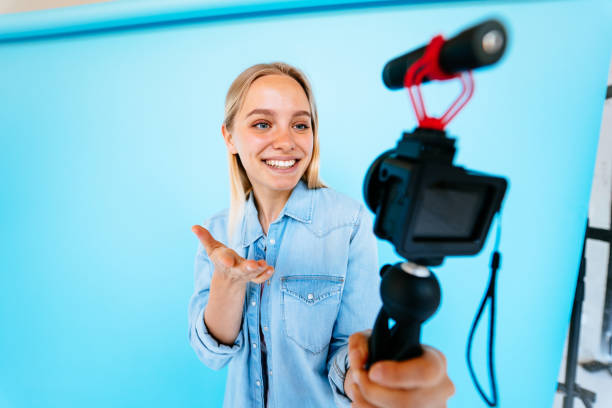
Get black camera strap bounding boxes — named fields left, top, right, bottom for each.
left=466, top=214, right=502, bottom=407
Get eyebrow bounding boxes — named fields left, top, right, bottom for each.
left=246, top=108, right=311, bottom=118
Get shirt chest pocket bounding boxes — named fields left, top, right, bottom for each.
left=280, top=275, right=344, bottom=353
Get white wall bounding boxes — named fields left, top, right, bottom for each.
left=582, top=58, right=612, bottom=363
left=553, top=56, right=612, bottom=408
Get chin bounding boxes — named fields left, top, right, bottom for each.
left=268, top=178, right=301, bottom=192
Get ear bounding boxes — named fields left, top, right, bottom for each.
left=221, top=124, right=238, bottom=155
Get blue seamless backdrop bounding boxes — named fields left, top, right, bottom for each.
left=0, top=0, right=611, bottom=407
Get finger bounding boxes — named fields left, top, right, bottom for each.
left=192, top=225, right=223, bottom=256
left=348, top=346, right=367, bottom=373
left=358, top=366, right=454, bottom=408
left=354, top=368, right=408, bottom=408
left=348, top=330, right=371, bottom=369
left=367, top=345, right=447, bottom=389
left=242, top=259, right=262, bottom=273
left=441, top=376, right=456, bottom=402
left=346, top=377, right=380, bottom=408
left=241, top=259, right=272, bottom=279
left=250, top=266, right=275, bottom=284
left=350, top=390, right=380, bottom=408
left=215, top=247, right=238, bottom=268
left=345, top=369, right=356, bottom=401
left=349, top=367, right=384, bottom=408
left=345, top=368, right=379, bottom=408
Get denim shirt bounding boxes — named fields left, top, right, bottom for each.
left=188, top=180, right=382, bottom=407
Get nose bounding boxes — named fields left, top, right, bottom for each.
left=271, top=126, right=295, bottom=151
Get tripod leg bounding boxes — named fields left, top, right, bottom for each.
left=561, top=237, right=587, bottom=408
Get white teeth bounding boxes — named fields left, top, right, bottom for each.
left=265, top=159, right=296, bottom=169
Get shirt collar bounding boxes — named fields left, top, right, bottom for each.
left=241, top=180, right=315, bottom=248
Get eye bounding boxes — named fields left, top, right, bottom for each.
left=253, top=122, right=270, bottom=129
left=294, top=123, right=310, bottom=130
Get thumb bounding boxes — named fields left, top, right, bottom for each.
left=217, top=247, right=238, bottom=268
left=191, top=225, right=222, bottom=256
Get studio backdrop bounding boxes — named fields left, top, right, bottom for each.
left=0, top=0, right=611, bottom=407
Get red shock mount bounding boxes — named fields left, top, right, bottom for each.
left=403, top=35, right=474, bottom=131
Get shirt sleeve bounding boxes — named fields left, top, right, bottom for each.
left=327, top=205, right=382, bottom=406
left=187, top=240, right=245, bottom=370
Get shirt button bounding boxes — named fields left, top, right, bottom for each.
left=269, top=238, right=276, bottom=245
left=256, top=380, right=261, bottom=387
left=307, top=293, right=314, bottom=300
left=263, top=326, right=268, bottom=331
left=251, top=301, right=256, bottom=307
left=269, top=370, right=273, bottom=375
left=252, top=343, right=257, bottom=348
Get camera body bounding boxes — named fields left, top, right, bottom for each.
left=364, top=127, right=507, bottom=266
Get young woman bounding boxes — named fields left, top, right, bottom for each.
left=188, top=62, right=454, bottom=407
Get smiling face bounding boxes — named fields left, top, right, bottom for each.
left=222, top=74, right=314, bottom=197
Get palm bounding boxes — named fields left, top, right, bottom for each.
left=192, top=225, right=274, bottom=284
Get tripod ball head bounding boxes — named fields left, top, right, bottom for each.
left=381, top=262, right=441, bottom=324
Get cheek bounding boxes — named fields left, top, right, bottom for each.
left=234, top=134, right=265, bottom=160
left=299, top=134, right=314, bottom=157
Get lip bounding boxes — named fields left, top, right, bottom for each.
left=261, top=157, right=301, bottom=161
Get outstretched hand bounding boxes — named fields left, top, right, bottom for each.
left=345, top=330, right=455, bottom=408
left=191, top=225, right=274, bottom=284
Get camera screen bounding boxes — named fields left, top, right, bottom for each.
left=412, top=183, right=487, bottom=240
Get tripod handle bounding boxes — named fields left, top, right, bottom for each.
left=365, top=262, right=441, bottom=369
left=366, top=308, right=423, bottom=370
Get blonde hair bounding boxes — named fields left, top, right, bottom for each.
left=223, top=62, right=326, bottom=239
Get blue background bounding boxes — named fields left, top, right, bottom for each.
left=1, top=0, right=611, bottom=407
